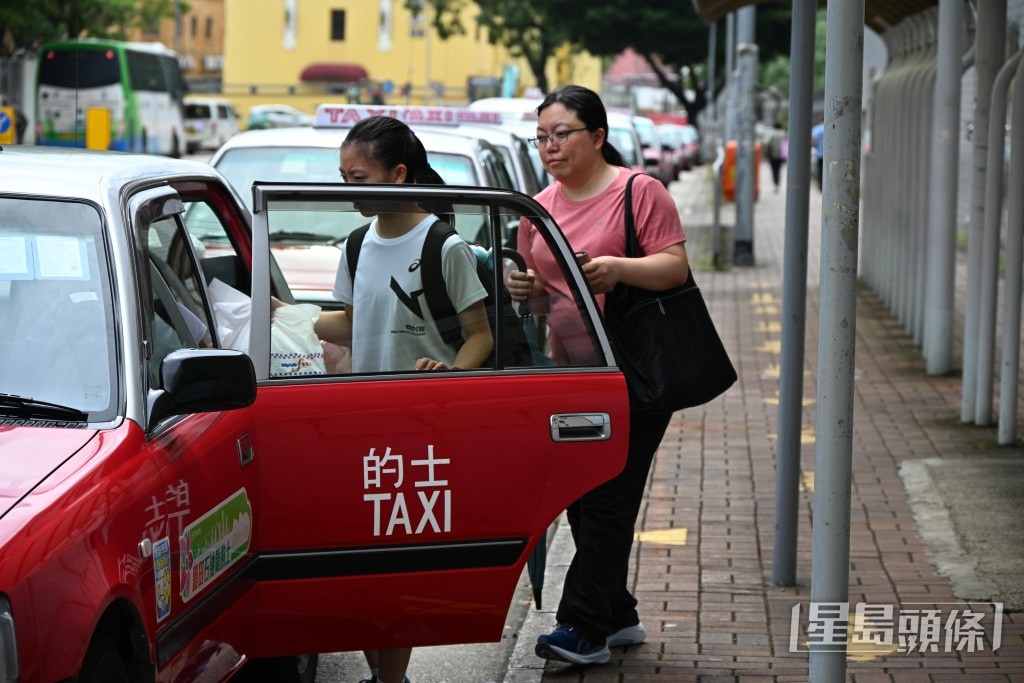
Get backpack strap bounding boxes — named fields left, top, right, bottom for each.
left=420, top=220, right=464, bottom=349
left=344, top=223, right=371, bottom=281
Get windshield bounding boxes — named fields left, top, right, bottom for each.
left=0, top=197, right=118, bottom=422
left=633, top=119, right=658, bottom=148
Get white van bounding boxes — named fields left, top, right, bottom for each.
left=184, top=96, right=240, bottom=153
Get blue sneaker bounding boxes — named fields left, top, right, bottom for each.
left=535, top=625, right=610, bottom=665
left=607, top=621, right=646, bottom=647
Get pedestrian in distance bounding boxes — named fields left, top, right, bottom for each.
left=811, top=121, right=825, bottom=191
left=507, top=84, right=689, bottom=666
left=273, top=114, right=494, bottom=683
left=766, top=120, right=787, bottom=192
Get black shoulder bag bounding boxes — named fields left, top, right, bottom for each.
left=603, top=174, right=737, bottom=414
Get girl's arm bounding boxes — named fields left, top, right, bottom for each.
left=313, top=306, right=354, bottom=345
left=415, top=300, right=493, bottom=370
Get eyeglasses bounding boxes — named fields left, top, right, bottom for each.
left=528, top=128, right=589, bottom=149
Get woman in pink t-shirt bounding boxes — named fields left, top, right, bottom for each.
left=508, top=85, right=689, bottom=667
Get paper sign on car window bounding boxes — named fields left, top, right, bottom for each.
left=35, top=235, right=89, bottom=280
left=0, top=235, right=33, bottom=279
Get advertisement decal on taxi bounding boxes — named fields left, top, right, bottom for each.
left=179, top=488, right=253, bottom=603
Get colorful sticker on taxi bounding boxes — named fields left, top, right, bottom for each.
left=179, top=488, right=252, bottom=603
left=154, top=537, right=172, bottom=622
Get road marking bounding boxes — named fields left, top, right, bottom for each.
left=634, top=528, right=688, bottom=545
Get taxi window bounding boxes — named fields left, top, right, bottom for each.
left=142, top=214, right=217, bottom=387
left=260, top=194, right=602, bottom=379
left=427, top=153, right=477, bottom=186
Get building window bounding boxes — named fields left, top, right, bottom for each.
left=206, top=17, right=213, bottom=40
left=190, top=16, right=198, bottom=38
left=331, top=10, right=346, bottom=41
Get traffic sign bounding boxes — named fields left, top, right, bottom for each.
left=0, top=107, right=15, bottom=145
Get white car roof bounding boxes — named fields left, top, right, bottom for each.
left=0, top=146, right=222, bottom=201
left=211, top=125, right=484, bottom=162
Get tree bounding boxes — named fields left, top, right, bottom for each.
left=553, top=0, right=793, bottom=124
left=407, top=0, right=576, bottom=94
left=1, top=0, right=180, bottom=58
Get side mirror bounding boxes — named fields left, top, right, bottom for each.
left=148, top=348, right=257, bottom=428
left=643, top=156, right=660, bottom=168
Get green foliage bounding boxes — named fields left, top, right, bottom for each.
left=1, top=0, right=182, bottom=57
left=408, top=0, right=576, bottom=93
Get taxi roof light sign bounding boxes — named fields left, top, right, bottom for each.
left=315, top=104, right=508, bottom=128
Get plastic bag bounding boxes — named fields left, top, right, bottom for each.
left=270, top=303, right=327, bottom=376
left=208, top=278, right=252, bottom=352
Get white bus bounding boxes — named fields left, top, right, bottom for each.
left=36, top=38, right=186, bottom=156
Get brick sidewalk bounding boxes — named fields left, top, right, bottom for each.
left=505, top=165, right=1024, bottom=682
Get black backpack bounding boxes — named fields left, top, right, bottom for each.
left=344, top=220, right=536, bottom=369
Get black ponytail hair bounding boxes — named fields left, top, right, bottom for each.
left=342, top=115, right=453, bottom=224
left=536, top=85, right=627, bottom=168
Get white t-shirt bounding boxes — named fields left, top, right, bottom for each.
left=333, top=215, right=488, bottom=373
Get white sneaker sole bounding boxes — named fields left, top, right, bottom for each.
left=535, top=641, right=611, bottom=665
left=607, top=622, right=646, bottom=647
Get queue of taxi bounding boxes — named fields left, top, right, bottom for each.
left=0, top=99, right=630, bottom=683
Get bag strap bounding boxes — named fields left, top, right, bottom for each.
left=618, top=172, right=696, bottom=294
left=420, top=220, right=464, bottom=349
left=344, top=223, right=371, bottom=280
left=623, top=172, right=641, bottom=258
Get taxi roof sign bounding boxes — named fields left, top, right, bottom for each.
left=315, top=104, right=507, bottom=128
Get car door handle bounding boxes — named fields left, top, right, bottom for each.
left=550, top=413, right=611, bottom=442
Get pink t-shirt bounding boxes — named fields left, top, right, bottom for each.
left=519, top=167, right=686, bottom=363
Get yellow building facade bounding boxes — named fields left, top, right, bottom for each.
left=222, top=0, right=601, bottom=122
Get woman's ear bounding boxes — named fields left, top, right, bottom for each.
left=393, top=163, right=409, bottom=184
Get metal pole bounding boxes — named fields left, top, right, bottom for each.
left=734, top=7, right=757, bottom=266
left=924, top=0, right=966, bottom=374
left=708, top=22, right=717, bottom=122
left=999, top=56, right=1024, bottom=444
left=975, top=47, right=1024, bottom=425
left=174, top=0, right=182, bottom=55
left=725, top=13, right=736, bottom=141
left=809, top=0, right=863, bottom=679
left=963, top=0, right=1006, bottom=423
left=773, top=0, right=816, bottom=587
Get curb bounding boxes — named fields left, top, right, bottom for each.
left=502, top=514, right=573, bottom=683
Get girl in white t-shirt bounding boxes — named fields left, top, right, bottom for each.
left=282, top=115, right=492, bottom=683
left=311, top=116, right=492, bottom=377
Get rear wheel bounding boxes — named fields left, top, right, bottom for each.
left=80, top=634, right=129, bottom=683
left=242, top=654, right=318, bottom=683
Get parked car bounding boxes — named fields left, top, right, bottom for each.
left=657, top=123, right=702, bottom=173
left=605, top=111, right=646, bottom=175
left=184, top=95, right=240, bottom=153
left=632, top=114, right=675, bottom=186
left=0, top=145, right=629, bottom=682
left=245, top=104, right=314, bottom=130
left=209, top=104, right=519, bottom=307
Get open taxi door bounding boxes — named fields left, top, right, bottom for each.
left=240, top=183, right=629, bottom=656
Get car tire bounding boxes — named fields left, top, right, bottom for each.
left=242, top=654, right=319, bottom=683
left=79, top=634, right=130, bottom=683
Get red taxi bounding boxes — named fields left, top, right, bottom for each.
left=0, top=146, right=629, bottom=681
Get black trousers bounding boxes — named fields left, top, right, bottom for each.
left=769, top=157, right=783, bottom=188
left=554, top=410, right=673, bottom=644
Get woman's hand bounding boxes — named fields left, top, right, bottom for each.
left=581, top=256, right=622, bottom=294
left=507, top=268, right=537, bottom=301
